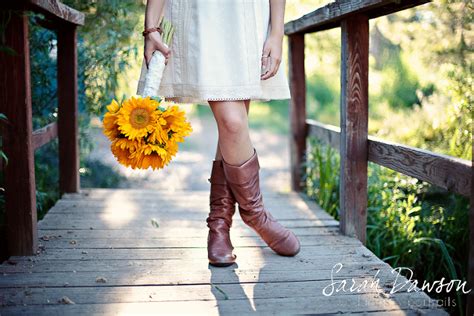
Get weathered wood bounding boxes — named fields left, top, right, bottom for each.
left=369, top=137, right=472, bottom=197
left=0, top=257, right=381, bottom=274
left=0, top=278, right=411, bottom=305
left=57, top=24, right=80, bottom=194
left=29, top=0, right=84, bottom=25
left=306, top=121, right=472, bottom=197
left=0, top=10, right=38, bottom=256
left=0, top=189, right=446, bottom=314
left=339, top=14, right=369, bottom=243
left=307, top=119, right=340, bottom=149
left=32, top=122, right=58, bottom=150
left=34, top=227, right=340, bottom=240
left=1, top=0, right=85, bottom=26
left=284, top=0, right=431, bottom=35
left=288, top=33, right=307, bottom=191
left=0, top=293, right=446, bottom=315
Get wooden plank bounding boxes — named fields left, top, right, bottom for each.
left=284, top=0, right=431, bottom=35
left=369, top=137, right=471, bottom=197
left=0, top=260, right=421, bottom=287
left=57, top=24, right=80, bottom=194
left=0, top=10, right=38, bottom=256
left=30, top=234, right=359, bottom=250
left=34, top=227, right=340, bottom=240
left=32, top=122, right=58, bottom=150
left=0, top=294, right=446, bottom=315
left=288, top=33, right=307, bottom=191
left=306, top=121, right=472, bottom=197
left=339, top=14, right=369, bottom=243
left=7, top=244, right=374, bottom=262
left=0, top=279, right=436, bottom=306
left=0, top=257, right=381, bottom=274
left=37, top=217, right=339, bottom=230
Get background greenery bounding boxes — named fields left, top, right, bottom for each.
left=0, top=0, right=471, bottom=314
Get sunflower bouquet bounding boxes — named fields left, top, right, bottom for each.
left=102, top=18, right=192, bottom=170
left=102, top=96, right=192, bottom=170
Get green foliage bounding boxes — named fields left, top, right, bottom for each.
left=62, top=0, right=144, bottom=115
left=305, top=139, right=470, bottom=315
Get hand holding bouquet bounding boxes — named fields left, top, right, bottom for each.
left=102, top=18, right=193, bottom=170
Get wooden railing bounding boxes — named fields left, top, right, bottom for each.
left=284, top=0, right=472, bottom=313
left=0, top=0, right=84, bottom=256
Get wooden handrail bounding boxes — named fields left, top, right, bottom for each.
left=285, top=0, right=430, bottom=35
left=1, top=0, right=85, bottom=26
left=32, top=122, right=58, bottom=150
left=306, top=119, right=472, bottom=197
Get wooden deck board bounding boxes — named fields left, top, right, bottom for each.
left=0, top=188, right=447, bottom=314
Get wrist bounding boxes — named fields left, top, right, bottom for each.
left=269, top=28, right=284, bottom=39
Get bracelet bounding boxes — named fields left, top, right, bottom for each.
left=142, top=26, right=163, bottom=36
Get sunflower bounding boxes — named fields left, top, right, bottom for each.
left=161, top=105, right=193, bottom=142
left=130, top=143, right=171, bottom=170
left=110, top=138, right=142, bottom=168
left=117, top=96, right=159, bottom=140
left=102, top=99, right=121, bottom=141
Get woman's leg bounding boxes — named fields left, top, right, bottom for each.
left=213, top=100, right=250, bottom=160
left=209, top=99, right=300, bottom=257
left=206, top=100, right=251, bottom=267
left=209, top=100, right=253, bottom=165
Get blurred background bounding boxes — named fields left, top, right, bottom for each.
left=2, top=0, right=471, bottom=314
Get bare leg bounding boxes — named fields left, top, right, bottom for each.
left=209, top=100, right=253, bottom=165
left=214, top=100, right=250, bottom=160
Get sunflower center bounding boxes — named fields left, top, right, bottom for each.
left=130, top=108, right=151, bottom=129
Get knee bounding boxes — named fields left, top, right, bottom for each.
left=219, top=115, right=247, bottom=135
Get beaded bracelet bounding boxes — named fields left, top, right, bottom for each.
left=142, top=26, right=163, bottom=37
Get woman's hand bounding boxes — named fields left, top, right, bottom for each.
left=261, top=33, right=283, bottom=80
left=144, top=31, right=171, bottom=68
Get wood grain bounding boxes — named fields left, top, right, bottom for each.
left=0, top=10, right=38, bottom=256
left=339, top=14, right=369, bottom=243
left=288, top=34, right=307, bottom=192
left=305, top=121, right=472, bottom=197
left=29, top=0, right=85, bottom=25
left=284, top=0, right=431, bottom=35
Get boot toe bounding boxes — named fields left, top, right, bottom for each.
left=271, top=231, right=301, bottom=256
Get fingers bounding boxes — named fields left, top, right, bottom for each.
left=261, top=55, right=281, bottom=80
left=144, top=49, right=152, bottom=69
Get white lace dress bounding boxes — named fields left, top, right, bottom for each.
left=136, top=0, right=291, bottom=104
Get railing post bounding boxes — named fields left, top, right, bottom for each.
left=339, top=14, right=369, bottom=243
left=288, top=33, right=306, bottom=192
left=0, top=10, right=38, bottom=255
left=57, top=24, right=80, bottom=194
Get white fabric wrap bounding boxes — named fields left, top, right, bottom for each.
left=141, top=44, right=168, bottom=98
left=136, top=0, right=291, bottom=104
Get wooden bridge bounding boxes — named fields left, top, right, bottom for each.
left=0, top=0, right=471, bottom=314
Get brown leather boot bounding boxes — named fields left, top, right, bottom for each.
left=222, top=148, right=301, bottom=256
left=206, top=159, right=237, bottom=267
